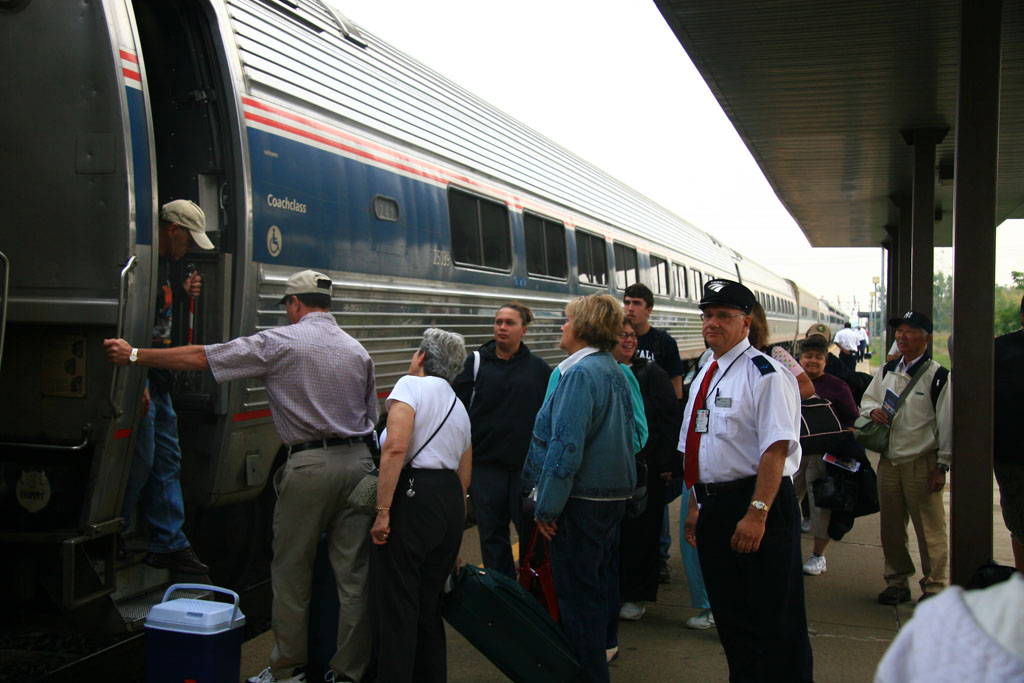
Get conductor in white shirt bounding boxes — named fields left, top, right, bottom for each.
left=681, top=278, right=812, bottom=682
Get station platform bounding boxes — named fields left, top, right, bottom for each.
left=239, top=450, right=1015, bottom=682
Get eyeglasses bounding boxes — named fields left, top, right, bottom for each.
left=620, top=332, right=637, bottom=339
left=699, top=312, right=746, bottom=322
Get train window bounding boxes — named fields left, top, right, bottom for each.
left=372, top=195, right=399, bottom=222
left=692, top=269, right=703, bottom=297
left=674, top=263, right=689, bottom=299
left=448, top=188, right=511, bottom=271
left=524, top=212, right=567, bottom=279
left=613, top=243, right=639, bottom=289
left=576, top=230, right=608, bottom=287
left=650, top=256, right=670, bottom=296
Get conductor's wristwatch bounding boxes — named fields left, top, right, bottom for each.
left=129, top=347, right=139, bottom=365
left=750, top=500, right=769, bottom=512
left=936, top=463, right=950, bottom=473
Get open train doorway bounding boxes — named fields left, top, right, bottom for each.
left=130, top=0, right=254, bottom=569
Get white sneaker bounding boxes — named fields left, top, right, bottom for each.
left=803, top=553, right=827, bottom=576
left=619, top=601, right=646, bottom=621
left=685, top=609, right=715, bottom=630
left=247, top=667, right=307, bottom=683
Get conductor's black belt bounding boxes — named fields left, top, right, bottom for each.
left=692, top=475, right=757, bottom=504
left=288, top=436, right=371, bottom=455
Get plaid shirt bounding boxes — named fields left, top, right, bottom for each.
left=205, top=312, right=378, bottom=445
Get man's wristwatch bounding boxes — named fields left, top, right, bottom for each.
left=750, top=500, right=769, bottom=512
left=129, top=347, right=139, bottom=365
left=936, top=463, right=950, bottom=473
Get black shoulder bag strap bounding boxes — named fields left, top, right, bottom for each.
left=403, top=395, right=458, bottom=498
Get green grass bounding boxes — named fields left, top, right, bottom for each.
left=931, top=331, right=951, bottom=369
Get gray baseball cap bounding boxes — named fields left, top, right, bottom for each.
left=278, top=270, right=332, bottom=304
left=160, top=199, right=213, bottom=250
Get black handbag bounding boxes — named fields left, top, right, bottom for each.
left=799, top=396, right=846, bottom=455
left=811, top=466, right=858, bottom=513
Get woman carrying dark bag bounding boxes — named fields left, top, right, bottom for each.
left=795, top=336, right=860, bottom=576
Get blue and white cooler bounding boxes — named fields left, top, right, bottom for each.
left=145, top=583, right=246, bottom=683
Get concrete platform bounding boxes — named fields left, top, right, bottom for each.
left=240, top=450, right=1015, bottom=682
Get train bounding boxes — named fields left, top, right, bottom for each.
left=0, top=0, right=847, bottom=675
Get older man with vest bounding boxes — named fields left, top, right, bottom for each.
left=862, top=310, right=951, bottom=606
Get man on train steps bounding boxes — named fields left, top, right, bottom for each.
left=119, top=199, right=212, bottom=575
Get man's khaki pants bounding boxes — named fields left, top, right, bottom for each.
left=877, top=451, right=948, bottom=594
left=269, top=442, right=374, bottom=680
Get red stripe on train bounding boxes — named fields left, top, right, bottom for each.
left=233, top=409, right=273, bottom=422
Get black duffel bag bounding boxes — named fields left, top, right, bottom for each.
left=799, top=396, right=846, bottom=455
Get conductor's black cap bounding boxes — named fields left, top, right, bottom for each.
left=699, top=279, right=756, bottom=315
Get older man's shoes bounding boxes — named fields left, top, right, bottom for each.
left=144, top=546, right=209, bottom=574
left=877, top=585, right=912, bottom=605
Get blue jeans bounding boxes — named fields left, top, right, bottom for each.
left=659, top=478, right=683, bottom=560
left=678, top=486, right=710, bottom=610
left=549, top=498, right=625, bottom=683
left=122, top=383, right=189, bottom=553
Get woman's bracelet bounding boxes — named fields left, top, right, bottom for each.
left=376, top=506, right=390, bottom=512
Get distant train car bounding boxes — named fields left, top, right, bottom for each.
left=0, top=0, right=842, bottom=670
left=818, top=299, right=850, bottom=338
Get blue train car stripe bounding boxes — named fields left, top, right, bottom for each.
left=122, top=50, right=152, bottom=246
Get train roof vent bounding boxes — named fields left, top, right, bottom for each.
left=321, top=3, right=369, bottom=48
left=255, top=0, right=368, bottom=48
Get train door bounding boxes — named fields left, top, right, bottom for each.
left=0, top=0, right=155, bottom=613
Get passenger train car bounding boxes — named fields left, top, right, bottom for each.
left=0, top=0, right=846, bottom=670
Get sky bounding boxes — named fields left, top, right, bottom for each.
left=329, top=0, right=1024, bottom=318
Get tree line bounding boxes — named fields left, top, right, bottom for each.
left=931, top=270, right=1023, bottom=336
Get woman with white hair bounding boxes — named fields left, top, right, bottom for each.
left=369, top=328, right=472, bottom=681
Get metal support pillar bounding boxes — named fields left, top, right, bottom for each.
left=951, top=0, right=1001, bottom=586
left=902, top=128, right=946, bottom=318
left=884, top=228, right=897, bottom=354
left=896, top=201, right=912, bottom=316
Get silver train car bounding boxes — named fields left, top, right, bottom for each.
left=0, top=0, right=847, bottom=652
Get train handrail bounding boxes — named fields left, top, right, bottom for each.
left=108, top=256, right=137, bottom=417
left=0, top=250, right=8, bottom=374
left=0, top=424, right=91, bottom=451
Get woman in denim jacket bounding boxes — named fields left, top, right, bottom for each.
left=522, top=294, right=640, bottom=683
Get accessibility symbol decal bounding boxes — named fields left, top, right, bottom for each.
left=267, top=225, right=283, bottom=257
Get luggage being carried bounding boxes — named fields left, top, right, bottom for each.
left=518, top=527, right=559, bottom=622
left=444, top=564, right=580, bottom=682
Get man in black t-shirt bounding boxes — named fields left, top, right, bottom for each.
left=623, top=283, right=683, bottom=399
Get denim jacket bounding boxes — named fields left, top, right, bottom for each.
left=523, top=351, right=639, bottom=522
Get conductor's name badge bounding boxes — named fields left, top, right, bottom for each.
left=714, top=395, right=732, bottom=408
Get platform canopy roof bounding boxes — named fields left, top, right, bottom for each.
left=655, top=0, right=1024, bottom=248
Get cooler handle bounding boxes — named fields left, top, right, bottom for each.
left=162, top=583, right=242, bottom=626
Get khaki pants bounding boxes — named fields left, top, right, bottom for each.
left=877, top=451, right=948, bottom=594
left=269, top=443, right=374, bottom=680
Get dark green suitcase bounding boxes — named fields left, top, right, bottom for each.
left=443, top=564, right=581, bottom=682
